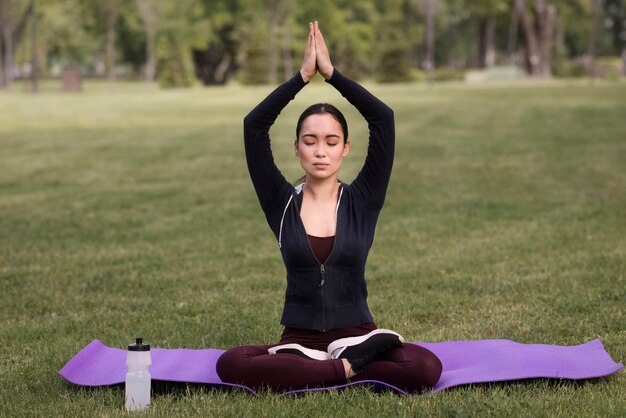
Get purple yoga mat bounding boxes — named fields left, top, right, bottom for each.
left=58, top=339, right=622, bottom=395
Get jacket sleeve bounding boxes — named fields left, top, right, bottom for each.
left=326, top=70, right=395, bottom=211
left=243, top=72, right=307, bottom=236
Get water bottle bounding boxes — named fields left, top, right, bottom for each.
left=125, top=336, right=151, bottom=411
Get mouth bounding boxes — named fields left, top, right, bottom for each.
left=313, top=163, right=329, bottom=168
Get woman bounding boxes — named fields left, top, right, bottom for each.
left=216, top=22, right=442, bottom=392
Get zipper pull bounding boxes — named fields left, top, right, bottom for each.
left=319, top=264, right=325, bottom=287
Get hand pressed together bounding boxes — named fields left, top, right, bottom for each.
left=299, top=21, right=334, bottom=83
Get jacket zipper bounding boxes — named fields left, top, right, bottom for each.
left=304, top=237, right=326, bottom=286
left=316, top=186, right=342, bottom=331
left=298, top=184, right=344, bottom=331
left=319, top=263, right=326, bottom=331
left=301, top=185, right=343, bottom=288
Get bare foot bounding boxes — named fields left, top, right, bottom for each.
left=342, top=358, right=356, bottom=379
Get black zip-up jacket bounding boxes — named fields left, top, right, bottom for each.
left=244, top=69, right=395, bottom=331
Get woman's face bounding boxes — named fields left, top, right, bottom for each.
left=295, top=113, right=350, bottom=182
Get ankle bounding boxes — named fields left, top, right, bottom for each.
left=342, top=358, right=356, bottom=379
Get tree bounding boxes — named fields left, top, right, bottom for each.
left=514, top=0, right=557, bottom=78
left=465, top=0, right=509, bottom=68
left=98, top=0, right=120, bottom=81
left=36, top=0, right=97, bottom=75
left=29, top=0, right=37, bottom=91
left=265, top=0, right=296, bottom=84
left=0, top=0, right=36, bottom=87
left=7, top=0, right=621, bottom=86
left=190, top=0, right=241, bottom=85
left=281, top=9, right=294, bottom=80
left=422, top=0, right=438, bottom=83
left=156, top=0, right=209, bottom=87
left=604, top=0, right=625, bottom=61
left=336, top=0, right=377, bottom=80
left=588, top=0, right=603, bottom=78
left=0, top=4, right=4, bottom=87
left=264, top=0, right=280, bottom=84
left=238, top=0, right=270, bottom=84
left=0, top=0, right=14, bottom=86
left=368, top=0, right=412, bottom=83
left=0, top=34, right=3, bottom=87
left=135, top=0, right=160, bottom=81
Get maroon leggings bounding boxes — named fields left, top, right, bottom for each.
left=216, top=323, right=442, bottom=393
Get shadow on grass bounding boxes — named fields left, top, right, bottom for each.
left=151, top=380, right=254, bottom=396
left=443, top=375, right=617, bottom=393
left=62, top=380, right=254, bottom=397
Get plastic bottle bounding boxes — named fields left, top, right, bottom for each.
left=125, top=336, right=151, bottom=412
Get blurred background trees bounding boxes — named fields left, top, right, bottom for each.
left=0, top=0, right=623, bottom=88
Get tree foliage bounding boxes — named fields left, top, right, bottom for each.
left=2, top=0, right=624, bottom=87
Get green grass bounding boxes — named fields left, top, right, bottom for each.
left=1, top=77, right=625, bottom=417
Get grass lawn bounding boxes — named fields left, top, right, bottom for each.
left=1, top=77, right=625, bottom=417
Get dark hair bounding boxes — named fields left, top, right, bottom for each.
left=296, top=103, right=348, bottom=143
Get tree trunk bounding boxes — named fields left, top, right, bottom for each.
left=515, top=0, right=541, bottom=76
left=484, top=16, right=496, bottom=67
left=515, top=0, right=557, bottom=78
left=423, top=0, right=436, bottom=84
left=268, top=10, right=277, bottom=84
left=589, top=0, right=603, bottom=78
left=2, top=23, right=12, bottom=85
left=106, top=28, right=115, bottom=81
left=12, top=0, right=33, bottom=53
left=473, top=18, right=484, bottom=68
left=282, top=21, right=293, bottom=81
left=1, top=0, right=13, bottom=86
left=0, top=35, right=4, bottom=87
left=104, top=0, right=118, bottom=82
left=169, top=34, right=184, bottom=87
left=30, top=0, right=37, bottom=92
left=507, top=3, right=519, bottom=61
left=535, top=0, right=556, bottom=78
left=146, top=26, right=156, bottom=81
left=135, top=0, right=159, bottom=82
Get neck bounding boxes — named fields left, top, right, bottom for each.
left=303, top=176, right=340, bottom=201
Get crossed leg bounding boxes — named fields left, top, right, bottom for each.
left=216, top=343, right=441, bottom=393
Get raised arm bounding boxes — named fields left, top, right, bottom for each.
left=243, top=74, right=305, bottom=219
left=314, top=23, right=395, bottom=211
left=243, top=23, right=318, bottom=233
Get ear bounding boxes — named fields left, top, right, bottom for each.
left=294, top=139, right=299, bottom=156
left=342, top=140, right=351, bottom=157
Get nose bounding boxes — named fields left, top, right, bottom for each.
left=315, top=143, right=326, bottom=157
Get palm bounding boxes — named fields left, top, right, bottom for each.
left=313, top=22, right=333, bottom=79
left=300, top=21, right=334, bottom=82
left=300, top=23, right=317, bottom=82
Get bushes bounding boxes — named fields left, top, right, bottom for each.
left=238, top=42, right=269, bottom=85
left=432, top=67, right=466, bottom=82
left=411, top=67, right=466, bottom=83
left=594, top=57, right=624, bottom=80
left=156, top=34, right=196, bottom=88
left=553, top=56, right=624, bottom=79
left=375, top=23, right=412, bottom=82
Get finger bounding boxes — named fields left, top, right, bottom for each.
left=316, top=22, right=327, bottom=50
left=307, top=22, right=314, bottom=51
left=309, top=25, right=316, bottom=55
left=314, top=24, right=325, bottom=53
